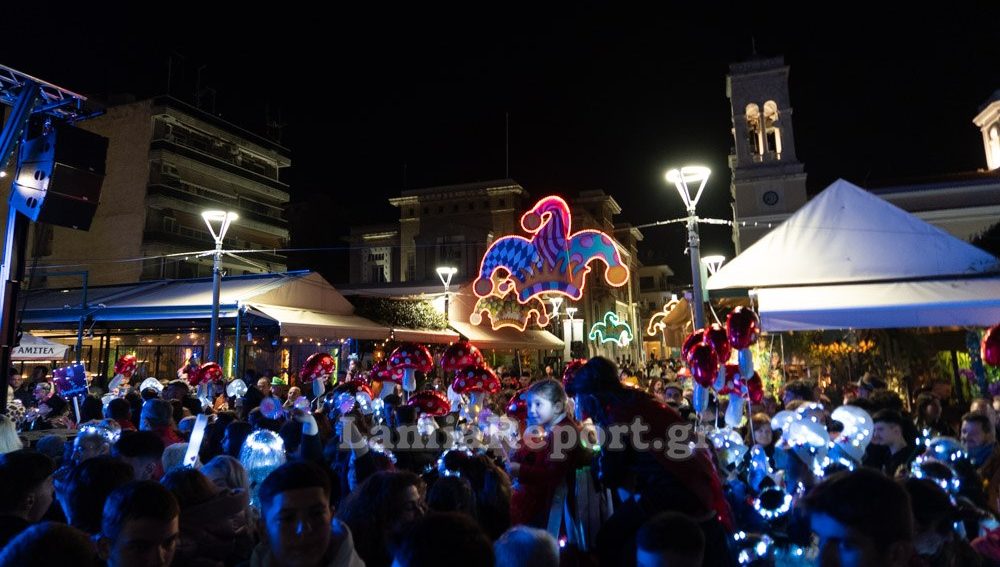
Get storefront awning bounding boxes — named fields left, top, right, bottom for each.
left=392, top=328, right=460, bottom=344
left=13, top=334, right=70, bottom=361
left=251, top=304, right=389, bottom=340
left=450, top=321, right=564, bottom=350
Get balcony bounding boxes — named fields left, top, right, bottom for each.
left=151, top=138, right=288, bottom=193
left=147, top=184, right=287, bottom=231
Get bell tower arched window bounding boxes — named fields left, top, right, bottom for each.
left=746, top=103, right=763, bottom=158
left=764, top=100, right=782, bottom=158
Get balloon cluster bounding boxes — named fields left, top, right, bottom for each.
left=680, top=307, right=763, bottom=424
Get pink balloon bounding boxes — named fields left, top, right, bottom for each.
left=682, top=330, right=704, bottom=359
left=686, top=342, right=719, bottom=388
left=747, top=373, right=764, bottom=404
left=984, top=325, right=1000, bottom=367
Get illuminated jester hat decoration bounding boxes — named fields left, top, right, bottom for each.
left=473, top=195, right=629, bottom=303
left=588, top=312, right=634, bottom=346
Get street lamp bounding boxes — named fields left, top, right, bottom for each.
left=202, top=210, right=238, bottom=363
left=549, top=296, right=563, bottom=319
left=436, top=266, right=458, bottom=320
left=666, top=166, right=710, bottom=330
left=702, top=255, right=726, bottom=276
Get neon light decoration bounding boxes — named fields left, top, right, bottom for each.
left=645, top=297, right=682, bottom=337
left=473, top=196, right=629, bottom=304
left=589, top=312, right=633, bottom=346
left=470, top=282, right=550, bottom=331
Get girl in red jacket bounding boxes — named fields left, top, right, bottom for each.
left=506, top=378, right=584, bottom=529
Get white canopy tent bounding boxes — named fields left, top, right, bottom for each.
left=12, top=334, right=70, bottom=361
left=707, top=179, right=1000, bottom=331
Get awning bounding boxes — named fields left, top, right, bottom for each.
left=13, top=334, right=70, bottom=360
left=392, top=328, right=460, bottom=344
left=755, top=277, right=1000, bottom=331
left=450, top=321, right=564, bottom=350
left=251, top=304, right=390, bottom=340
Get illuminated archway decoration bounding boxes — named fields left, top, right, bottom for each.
left=470, top=282, right=550, bottom=331
left=473, top=195, right=630, bottom=304
left=646, top=297, right=682, bottom=337
left=589, top=312, right=634, bottom=347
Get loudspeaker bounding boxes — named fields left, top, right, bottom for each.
left=11, top=124, right=107, bottom=231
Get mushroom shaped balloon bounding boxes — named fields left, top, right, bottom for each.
left=726, top=306, right=760, bottom=350
left=388, top=343, right=434, bottom=394
left=407, top=389, right=451, bottom=417
left=983, top=324, right=1000, bottom=367
left=452, top=364, right=500, bottom=420
left=370, top=359, right=404, bottom=400
left=440, top=341, right=484, bottom=377
left=685, top=342, right=718, bottom=388
left=109, top=353, right=138, bottom=392
left=745, top=372, right=764, bottom=404
left=329, top=380, right=375, bottom=415
left=300, top=352, right=336, bottom=384
left=192, top=362, right=224, bottom=386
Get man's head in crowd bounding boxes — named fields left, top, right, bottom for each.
left=0, top=450, right=55, bottom=523
left=257, top=378, right=272, bottom=397
left=106, top=398, right=133, bottom=423
left=73, top=429, right=112, bottom=464
left=391, top=512, right=493, bottom=567
left=258, top=461, right=334, bottom=567
left=113, top=431, right=165, bottom=481
left=8, top=367, right=22, bottom=390
left=857, top=374, right=887, bottom=400
left=98, top=481, right=179, bottom=567
left=782, top=380, right=815, bottom=406
left=871, top=410, right=907, bottom=450
left=635, top=511, right=705, bottom=567
left=62, top=456, right=135, bottom=534
left=914, top=393, right=942, bottom=424
left=139, top=399, right=174, bottom=431
left=663, top=382, right=684, bottom=406
left=961, top=412, right=995, bottom=451
left=161, top=380, right=189, bottom=402
left=493, top=525, right=558, bottom=567
left=970, top=398, right=999, bottom=428
left=804, top=468, right=913, bottom=567
left=0, top=522, right=102, bottom=567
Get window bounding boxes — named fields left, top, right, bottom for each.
left=423, top=207, right=429, bottom=215
left=467, top=202, right=474, bottom=210
left=639, top=276, right=655, bottom=292
left=499, top=199, right=505, bottom=207
left=436, top=235, right=465, bottom=268
left=163, top=216, right=177, bottom=232
left=438, top=206, right=444, bottom=214
left=452, top=204, right=459, bottom=212
left=408, top=208, right=414, bottom=217
left=483, top=200, right=490, bottom=209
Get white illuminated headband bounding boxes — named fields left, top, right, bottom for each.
left=753, top=487, right=793, bottom=520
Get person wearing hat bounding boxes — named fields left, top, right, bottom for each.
left=857, top=373, right=888, bottom=400
left=139, top=399, right=184, bottom=448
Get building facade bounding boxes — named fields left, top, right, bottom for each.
left=36, top=96, right=291, bottom=286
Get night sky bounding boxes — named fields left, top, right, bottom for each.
left=5, top=5, right=1000, bottom=282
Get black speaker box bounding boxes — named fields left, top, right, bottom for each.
left=11, top=124, right=108, bottom=231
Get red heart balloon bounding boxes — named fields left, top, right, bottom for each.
left=703, top=324, right=732, bottom=363
left=726, top=307, right=761, bottom=350
left=686, top=342, right=718, bottom=388
left=682, top=330, right=705, bottom=359
left=983, top=325, right=1000, bottom=367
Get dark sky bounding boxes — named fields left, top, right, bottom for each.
left=5, top=5, right=1000, bottom=281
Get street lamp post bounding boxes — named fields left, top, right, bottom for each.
left=202, top=211, right=238, bottom=363
left=701, top=255, right=726, bottom=276
left=666, top=166, right=711, bottom=330
left=436, top=266, right=458, bottom=321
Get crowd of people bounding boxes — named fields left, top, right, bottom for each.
left=0, top=356, right=998, bottom=566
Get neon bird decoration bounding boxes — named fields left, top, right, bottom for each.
left=589, top=312, right=634, bottom=347
left=645, top=297, right=682, bottom=337
left=473, top=196, right=630, bottom=304
left=469, top=282, right=550, bottom=331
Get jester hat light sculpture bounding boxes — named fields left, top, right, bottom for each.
left=473, top=196, right=629, bottom=303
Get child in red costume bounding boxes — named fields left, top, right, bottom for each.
left=507, top=378, right=585, bottom=529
